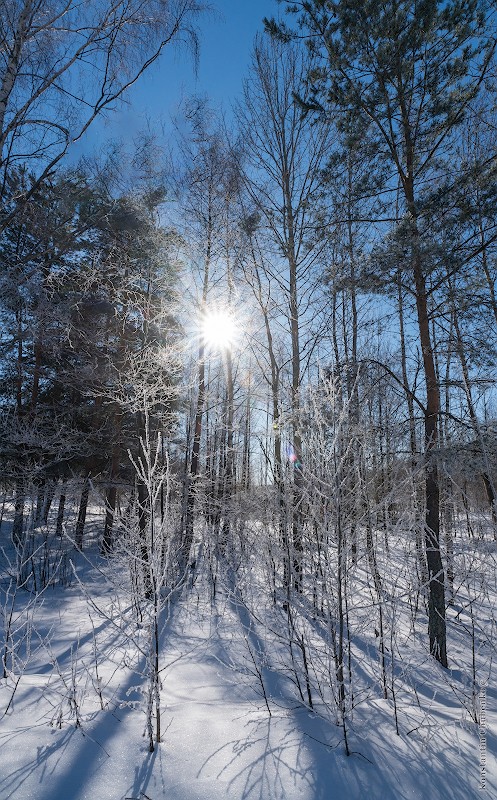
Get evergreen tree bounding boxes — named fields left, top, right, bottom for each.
left=266, top=0, right=496, bottom=666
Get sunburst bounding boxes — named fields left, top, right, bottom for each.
left=201, top=308, right=239, bottom=350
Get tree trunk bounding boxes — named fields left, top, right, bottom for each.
left=411, top=229, right=447, bottom=666
left=55, top=483, right=66, bottom=538
left=397, top=271, right=427, bottom=581
left=75, top=475, right=90, bottom=550
left=138, top=478, right=152, bottom=599
left=102, top=485, right=117, bottom=554
left=221, top=350, right=235, bottom=546
left=102, top=425, right=121, bottom=554
left=402, top=169, right=447, bottom=665
left=12, top=479, right=25, bottom=549
left=182, top=349, right=205, bottom=571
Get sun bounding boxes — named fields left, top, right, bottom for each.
left=201, top=309, right=239, bottom=350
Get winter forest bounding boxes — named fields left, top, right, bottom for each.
left=1, top=1, right=497, bottom=798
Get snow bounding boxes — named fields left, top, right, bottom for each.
left=1, top=528, right=496, bottom=800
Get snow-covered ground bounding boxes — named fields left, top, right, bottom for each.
left=1, top=513, right=496, bottom=800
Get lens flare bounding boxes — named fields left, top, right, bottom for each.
left=201, top=309, right=239, bottom=350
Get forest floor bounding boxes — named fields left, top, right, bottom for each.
left=1, top=515, right=496, bottom=799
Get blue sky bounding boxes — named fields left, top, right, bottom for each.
left=80, top=0, right=278, bottom=151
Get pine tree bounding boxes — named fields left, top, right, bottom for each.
left=267, top=0, right=496, bottom=666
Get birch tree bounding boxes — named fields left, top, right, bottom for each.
left=238, top=33, right=332, bottom=594
left=0, top=0, right=203, bottom=228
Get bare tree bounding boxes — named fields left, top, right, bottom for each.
left=0, top=0, right=204, bottom=227
left=174, top=107, right=242, bottom=572
left=237, top=34, right=332, bottom=595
